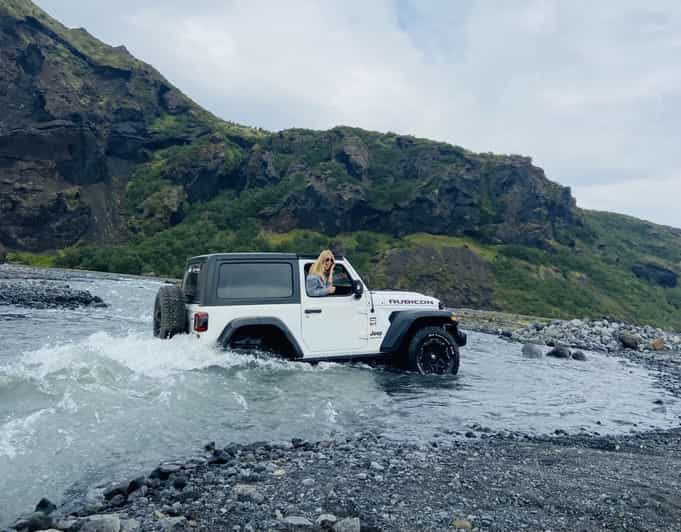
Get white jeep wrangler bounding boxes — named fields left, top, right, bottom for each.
left=153, top=253, right=466, bottom=375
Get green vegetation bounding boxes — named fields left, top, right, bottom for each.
left=7, top=251, right=57, bottom=268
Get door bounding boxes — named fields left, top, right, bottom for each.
left=301, top=262, right=370, bottom=355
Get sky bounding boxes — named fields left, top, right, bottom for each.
left=35, top=0, right=681, bottom=228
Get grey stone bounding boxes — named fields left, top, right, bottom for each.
left=120, top=519, right=141, bottom=532
left=521, top=343, right=543, bottom=358
left=159, top=516, right=187, bottom=531
left=333, top=517, right=361, bottom=532
left=316, top=514, right=338, bottom=527
left=546, top=346, right=571, bottom=358
left=11, top=512, right=54, bottom=532
left=619, top=333, right=640, bottom=349
left=571, top=350, right=587, bottom=361
left=80, top=514, right=121, bottom=532
left=282, top=515, right=313, bottom=527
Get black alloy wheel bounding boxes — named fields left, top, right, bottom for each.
left=406, top=326, right=460, bottom=375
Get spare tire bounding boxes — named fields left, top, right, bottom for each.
left=153, top=284, right=187, bottom=339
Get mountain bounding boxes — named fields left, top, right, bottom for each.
left=2, top=0, right=681, bottom=329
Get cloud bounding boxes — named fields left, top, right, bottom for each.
left=34, top=0, right=681, bottom=228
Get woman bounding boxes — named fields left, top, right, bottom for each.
left=306, top=249, right=337, bottom=296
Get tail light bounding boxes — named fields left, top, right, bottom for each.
left=193, top=312, right=209, bottom=332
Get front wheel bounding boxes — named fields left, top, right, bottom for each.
left=406, top=326, right=460, bottom=375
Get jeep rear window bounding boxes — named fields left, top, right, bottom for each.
left=217, top=262, right=293, bottom=300
left=182, top=263, right=202, bottom=303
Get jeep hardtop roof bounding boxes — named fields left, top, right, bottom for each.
left=187, top=252, right=346, bottom=262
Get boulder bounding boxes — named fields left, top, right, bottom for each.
left=571, top=350, right=587, bottom=361
left=651, top=338, right=666, bottom=351
left=619, top=333, right=641, bottom=350
left=11, top=511, right=54, bottom=532
left=34, top=498, right=57, bottom=514
left=333, top=517, right=361, bottom=532
left=521, top=343, right=543, bottom=358
left=546, top=346, right=571, bottom=359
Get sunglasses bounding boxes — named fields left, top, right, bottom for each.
left=324, top=258, right=334, bottom=263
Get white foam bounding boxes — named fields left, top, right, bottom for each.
left=0, top=408, right=54, bottom=459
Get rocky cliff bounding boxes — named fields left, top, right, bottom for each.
left=0, top=0, right=581, bottom=254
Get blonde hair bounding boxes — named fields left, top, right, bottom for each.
left=309, top=249, right=335, bottom=284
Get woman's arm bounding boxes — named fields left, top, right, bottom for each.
left=306, top=274, right=330, bottom=297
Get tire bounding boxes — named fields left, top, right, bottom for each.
left=406, top=326, right=460, bottom=375
left=153, top=285, right=187, bottom=339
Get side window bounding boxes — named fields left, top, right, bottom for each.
left=217, top=262, right=293, bottom=300
left=182, top=262, right=202, bottom=303
left=304, top=263, right=354, bottom=297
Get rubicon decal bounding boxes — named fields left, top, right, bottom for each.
left=388, top=298, right=434, bottom=305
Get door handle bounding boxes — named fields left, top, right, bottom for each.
left=305, top=308, right=322, bottom=314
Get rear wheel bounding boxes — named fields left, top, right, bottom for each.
left=153, top=285, right=187, bottom=339
left=406, top=326, right=459, bottom=375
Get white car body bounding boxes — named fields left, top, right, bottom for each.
left=187, top=257, right=442, bottom=359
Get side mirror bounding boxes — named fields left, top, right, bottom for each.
left=352, top=280, right=364, bottom=298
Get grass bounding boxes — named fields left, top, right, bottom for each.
left=7, top=252, right=57, bottom=268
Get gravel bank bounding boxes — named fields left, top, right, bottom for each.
left=0, top=265, right=106, bottom=309
left=9, top=429, right=681, bottom=532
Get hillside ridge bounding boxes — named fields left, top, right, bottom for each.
left=2, top=1, right=681, bottom=329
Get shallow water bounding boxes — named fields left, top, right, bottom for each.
left=1, top=265, right=680, bottom=524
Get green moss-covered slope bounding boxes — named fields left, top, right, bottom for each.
left=3, top=1, right=681, bottom=329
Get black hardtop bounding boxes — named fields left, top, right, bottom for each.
left=187, top=252, right=345, bottom=264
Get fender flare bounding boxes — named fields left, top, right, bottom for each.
left=217, top=317, right=304, bottom=358
left=380, top=310, right=466, bottom=353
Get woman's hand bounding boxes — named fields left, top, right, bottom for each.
left=327, top=286, right=336, bottom=295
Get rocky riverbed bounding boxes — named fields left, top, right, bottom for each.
left=9, top=428, right=681, bottom=532
left=0, top=266, right=106, bottom=309
left=4, top=274, right=681, bottom=531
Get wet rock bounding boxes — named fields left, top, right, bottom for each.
left=521, top=343, right=543, bottom=358
left=619, top=333, right=640, bottom=350
left=120, top=518, right=140, bottom=532
left=546, top=346, right=571, bottom=358
left=127, top=476, right=146, bottom=495
left=79, top=514, right=121, bottom=532
left=109, top=494, right=126, bottom=507
left=316, top=514, right=338, bottom=527
left=158, top=516, right=187, bottom=530
left=11, top=511, right=54, bottom=532
left=34, top=498, right=57, bottom=514
left=103, top=482, right=128, bottom=500
left=282, top=515, right=313, bottom=528
left=209, top=449, right=231, bottom=465
left=333, top=517, right=361, bottom=532
left=0, top=282, right=107, bottom=309
left=651, top=338, right=666, bottom=351
left=233, top=484, right=264, bottom=504
left=301, top=478, right=315, bottom=487
left=571, top=350, right=587, bottom=361
left=172, top=476, right=187, bottom=490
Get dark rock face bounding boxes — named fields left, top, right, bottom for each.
left=0, top=3, right=208, bottom=251
left=260, top=128, right=580, bottom=246
left=632, top=262, right=678, bottom=288
left=0, top=2, right=582, bottom=256
left=372, top=243, right=496, bottom=308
